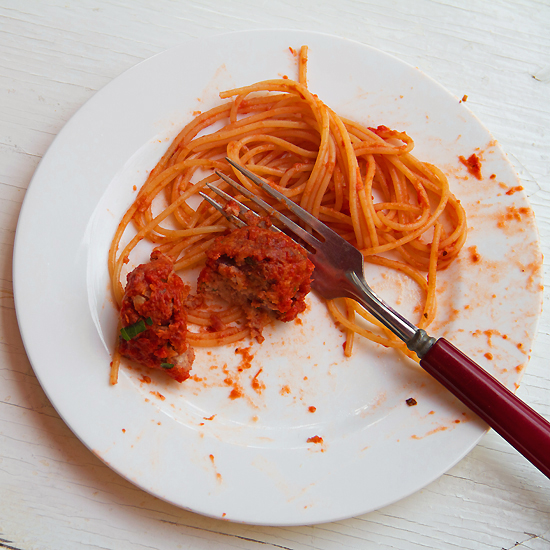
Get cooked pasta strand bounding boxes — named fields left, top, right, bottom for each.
left=109, top=46, right=466, bottom=366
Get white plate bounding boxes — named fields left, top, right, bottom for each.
left=13, top=30, right=543, bottom=525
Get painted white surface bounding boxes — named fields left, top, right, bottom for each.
left=1, top=1, right=549, bottom=548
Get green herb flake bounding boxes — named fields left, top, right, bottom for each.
left=120, top=319, right=148, bottom=341
left=161, top=362, right=174, bottom=369
left=145, top=316, right=153, bottom=326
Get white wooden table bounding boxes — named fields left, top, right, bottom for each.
left=1, top=1, right=549, bottom=548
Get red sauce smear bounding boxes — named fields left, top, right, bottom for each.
left=229, top=387, right=243, bottom=400
left=150, top=391, right=165, bottom=401
left=468, top=245, right=481, bottom=263
left=251, top=368, right=265, bottom=394
left=459, top=153, right=483, bottom=180
left=411, top=426, right=448, bottom=439
left=506, top=185, right=524, bottom=195
left=209, top=454, right=222, bottom=482
left=497, top=205, right=531, bottom=228
left=235, top=346, right=254, bottom=372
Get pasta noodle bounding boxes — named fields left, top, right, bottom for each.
left=108, top=45, right=467, bottom=381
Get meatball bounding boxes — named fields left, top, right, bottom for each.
left=197, top=224, right=314, bottom=341
left=118, top=251, right=194, bottom=382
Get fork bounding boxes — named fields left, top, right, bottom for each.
left=200, top=158, right=550, bottom=479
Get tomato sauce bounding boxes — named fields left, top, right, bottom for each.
left=459, top=153, right=483, bottom=180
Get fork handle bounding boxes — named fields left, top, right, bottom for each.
left=420, top=337, right=550, bottom=479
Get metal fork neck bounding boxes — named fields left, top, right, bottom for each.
left=345, top=271, right=436, bottom=358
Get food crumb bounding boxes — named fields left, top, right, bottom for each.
left=251, top=368, right=265, bottom=394
left=307, top=435, right=323, bottom=444
left=497, top=205, right=531, bottom=228
left=506, top=185, right=524, bottom=195
left=308, top=406, right=317, bottom=413
left=460, top=94, right=468, bottom=103
left=406, top=397, right=418, bottom=406
left=468, top=245, right=481, bottom=263
left=484, top=352, right=494, bottom=360
left=459, top=153, right=482, bottom=180
left=229, top=387, right=243, bottom=399
left=235, top=346, right=254, bottom=371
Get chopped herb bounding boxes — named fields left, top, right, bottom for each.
left=161, top=362, right=174, bottom=369
left=145, top=316, right=153, bottom=326
left=120, top=319, right=148, bottom=341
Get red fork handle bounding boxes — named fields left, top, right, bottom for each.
left=420, top=338, right=550, bottom=479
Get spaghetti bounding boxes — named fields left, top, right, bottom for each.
left=108, top=45, right=467, bottom=383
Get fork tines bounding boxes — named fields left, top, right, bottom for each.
left=202, top=161, right=332, bottom=250
left=198, top=184, right=249, bottom=229
left=226, top=158, right=346, bottom=248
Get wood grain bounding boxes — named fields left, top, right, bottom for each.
left=1, top=1, right=549, bottom=548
